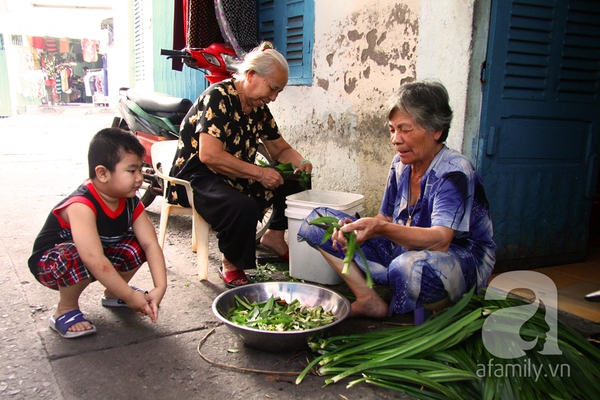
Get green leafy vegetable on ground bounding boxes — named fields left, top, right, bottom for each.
left=296, top=287, right=600, bottom=399
left=227, top=295, right=337, bottom=332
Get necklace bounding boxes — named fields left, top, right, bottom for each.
left=406, top=180, right=418, bottom=227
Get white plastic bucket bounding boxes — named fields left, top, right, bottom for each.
left=285, top=190, right=365, bottom=285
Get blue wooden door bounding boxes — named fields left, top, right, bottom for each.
left=478, top=0, right=600, bottom=270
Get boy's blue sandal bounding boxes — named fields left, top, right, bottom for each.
left=50, top=309, right=97, bottom=339
left=101, top=286, right=147, bottom=308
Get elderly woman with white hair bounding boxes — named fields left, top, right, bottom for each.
left=168, top=41, right=312, bottom=287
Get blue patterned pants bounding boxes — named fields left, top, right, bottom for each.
left=297, top=207, right=477, bottom=315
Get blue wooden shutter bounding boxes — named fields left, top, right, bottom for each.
left=478, top=0, right=600, bottom=268
left=257, top=0, right=313, bottom=85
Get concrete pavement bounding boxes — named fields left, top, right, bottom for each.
left=0, top=106, right=413, bottom=400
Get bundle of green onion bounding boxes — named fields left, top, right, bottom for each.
left=296, top=287, right=600, bottom=399
left=227, top=295, right=337, bottom=332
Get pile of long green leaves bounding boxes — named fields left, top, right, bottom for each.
left=296, top=288, right=600, bottom=399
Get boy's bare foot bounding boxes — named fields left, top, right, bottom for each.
left=349, top=296, right=388, bottom=319
left=54, top=309, right=94, bottom=332
left=50, top=308, right=96, bottom=338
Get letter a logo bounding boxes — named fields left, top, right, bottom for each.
left=482, top=271, right=562, bottom=359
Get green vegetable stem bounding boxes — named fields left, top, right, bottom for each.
left=308, top=216, right=374, bottom=288
left=256, top=160, right=311, bottom=190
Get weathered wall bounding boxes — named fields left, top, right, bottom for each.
left=417, top=0, right=478, bottom=155
left=270, top=1, right=421, bottom=215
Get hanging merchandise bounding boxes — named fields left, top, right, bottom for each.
left=59, top=38, right=70, bottom=53
left=102, top=54, right=108, bottom=96
left=186, top=0, right=224, bottom=49
left=82, top=68, right=108, bottom=105
left=58, top=65, right=72, bottom=93
left=44, top=37, right=58, bottom=53
left=55, top=72, right=62, bottom=94
left=20, top=70, right=46, bottom=100
left=81, top=38, right=99, bottom=62
left=214, top=0, right=258, bottom=57
left=32, top=36, right=45, bottom=50
left=16, top=46, right=45, bottom=100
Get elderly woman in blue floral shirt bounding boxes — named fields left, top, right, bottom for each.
left=298, top=80, right=496, bottom=318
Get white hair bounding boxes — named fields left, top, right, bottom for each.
left=232, top=41, right=289, bottom=80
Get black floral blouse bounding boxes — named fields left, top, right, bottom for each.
left=167, top=79, right=280, bottom=208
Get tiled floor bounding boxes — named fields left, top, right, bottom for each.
left=489, top=242, right=600, bottom=324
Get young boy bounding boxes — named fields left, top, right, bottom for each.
left=28, top=128, right=167, bottom=339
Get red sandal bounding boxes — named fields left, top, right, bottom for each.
left=218, top=267, right=249, bottom=288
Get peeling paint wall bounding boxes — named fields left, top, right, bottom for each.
left=417, top=0, right=477, bottom=154
left=269, top=0, right=479, bottom=216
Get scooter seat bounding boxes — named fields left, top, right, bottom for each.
left=126, top=89, right=192, bottom=114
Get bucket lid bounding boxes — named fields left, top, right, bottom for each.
left=286, top=189, right=364, bottom=210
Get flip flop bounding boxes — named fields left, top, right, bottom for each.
left=256, top=252, right=289, bottom=264
left=585, top=290, right=600, bottom=302
left=218, top=267, right=249, bottom=288
left=50, top=309, right=97, bottom=339
left=101, top=286, right=148, bottom=308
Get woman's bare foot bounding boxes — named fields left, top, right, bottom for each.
left=220, top=256, right=248, bottom=286
left=221, top=257, right=238, bottom=273
left=259, top=229, right=288, bottom=256
left=349, top=295, right=388, bottom=318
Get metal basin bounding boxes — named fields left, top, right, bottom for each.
left=212, top=282, right=351, bottom=352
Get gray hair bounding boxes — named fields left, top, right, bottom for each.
left=387, top=80, right=453, bottom=142
left=232, top=41, right=289, bottom=80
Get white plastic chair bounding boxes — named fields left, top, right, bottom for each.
left=151, top=140, right=210, bottom=281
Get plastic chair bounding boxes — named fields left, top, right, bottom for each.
left=151, top=140, right=210, bottom=281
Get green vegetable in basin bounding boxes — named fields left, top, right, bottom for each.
left=227, top=294, right=337, bottom=332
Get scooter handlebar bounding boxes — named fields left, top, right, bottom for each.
left=160, top=49, right=192, bottom=59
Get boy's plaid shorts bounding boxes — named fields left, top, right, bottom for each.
left=36, top=234, right=147, bottom=290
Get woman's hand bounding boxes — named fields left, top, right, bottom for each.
left=331, top=217, right=353, bottom=252
left=294, top=160, right=312, bottom=175
left=258, top=167, right=284, bottom=189
left=340, top=217, right=381, bottom=244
